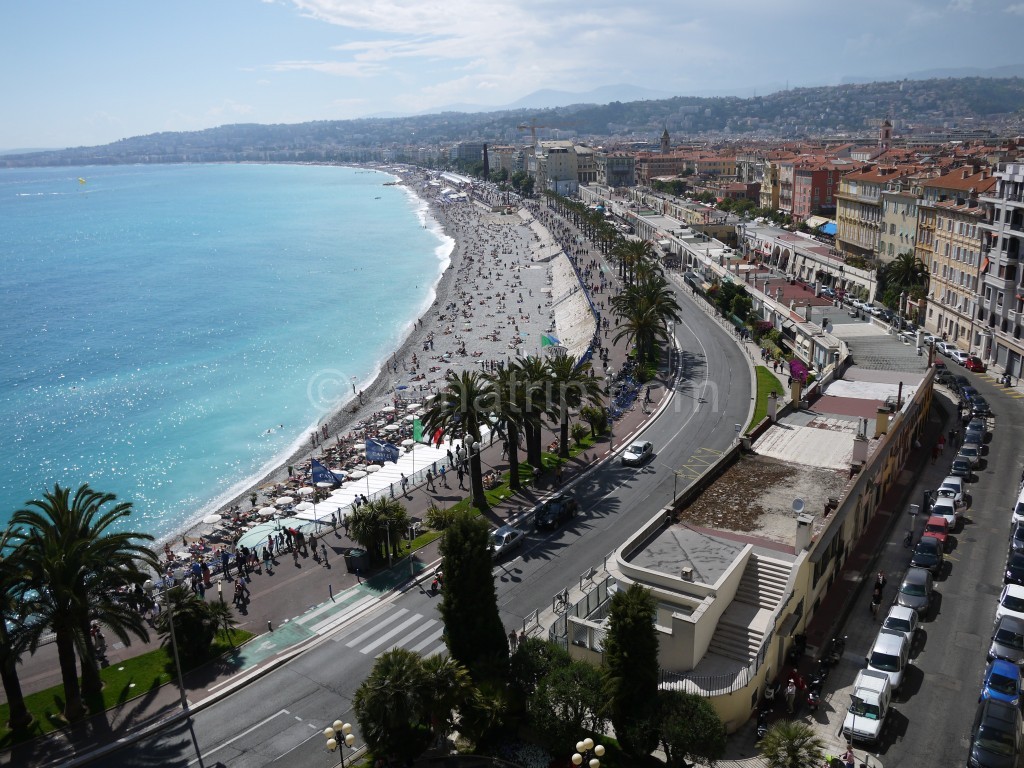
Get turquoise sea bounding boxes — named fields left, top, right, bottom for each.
left=0, top=164, right=450, bottom=541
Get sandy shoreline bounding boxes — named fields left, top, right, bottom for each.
left=168, top=167, right=565, bottom=549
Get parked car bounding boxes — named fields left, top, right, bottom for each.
left=961, top=386, right=979, bottom=404
left=911, top=535, right=945, bottom=575
left=1005, top=552, right=1024, bottom=587
left=958, top=444, right=982, bottom=469
left=879, top=308, right=894, bottom=323
left=981, top=659, right=1022, bottom=707
left=989, top=615, right=1024, bottom=665
left=843, top=669, right=893, bottom=745
left=964, top=430, right=985, bottom=450
left=966, top=417, right=989, bottom=439
left=621, top=440, right=653, bottom=467
left=996, top=585, right=1024, bottom=625
left=950, top=457, right=973, bottom=479
left=865, top=628, right=911, bottom=694
left=922, top=515, right=950, bottom=550
left=936, top=341, right=956, bottom=357
left=1013, top=488, right=1024, bottom=528
left=966, top=356, right=988, bottom=373
left=936, top=475, right=965, bottom=507
left=951, top=349, right=972, bottom=365
left=533, top=493, right=580, bottom=530
left=935, top=369, right=957, bottom=387
left=882, top=604, right=919, bottom=646
left=489, top=525, right=525, bottom=559
left=896, top=567, right=934, bottom=617
left=968, top=698, right=1022, bottom=768
left=972, top=396, right=992, bottom=418
left=1011, top=523, right=1024, bottom=554
left=931, top=495, right=961, bottom=530
left=820, top=287, right=835, bottom=299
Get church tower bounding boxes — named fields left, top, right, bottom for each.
left=661, top=127, right=670, bottom=155
left=879, top=118, right=892, bottom=151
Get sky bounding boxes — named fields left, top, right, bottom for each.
left=3, top=0, right=1024, bottom=150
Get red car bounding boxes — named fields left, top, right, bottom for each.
left=923, top=515, right=949, bottom=549
left=965, top=356, right=987, bottom=372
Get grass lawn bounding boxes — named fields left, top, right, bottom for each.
left=747, top=365, right=786, bottom=431
left=0, top=627, right=252, bottom=746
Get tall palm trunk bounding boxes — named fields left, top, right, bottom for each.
left=55, top=630, right=84, bottom=721
left=506, top=422, right=521, bottom=492
left=559, top=409, right=571, bottom=460
left=0, top=655, right=31, bottom=731
left=524, top=420, right=543, bottom=470
left=78, top=617, right=104, bottom=702
left=469, top=447, right=486, bottom=510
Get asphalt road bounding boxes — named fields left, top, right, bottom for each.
left=820, top=363, right=1024, bottom=767
left=93, top=280, right=754, bottom=767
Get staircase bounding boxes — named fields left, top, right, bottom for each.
left=706, top=555, right=793, bottom=663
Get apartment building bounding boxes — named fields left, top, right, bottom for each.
left=835, top=165, right=919, bottom=262
left=534, top=141, right=579, bottom=195
left=878, top=185, right=919, bottom=263
left=486, top=145, right=523, bottom=175
left=596, top=152, right=636, bottom=187
left=575, top=146, right=598, bottom=185
left=791, top=162, right=842, bottom=221
left=634, top=152, right=689, bottom=185
left=978, top=162, right=1024, bottom=378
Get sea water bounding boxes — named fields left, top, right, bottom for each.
left=0, top=163, right=450, bottom=541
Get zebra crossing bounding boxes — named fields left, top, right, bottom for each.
left=339, top=607, right=446, bottom=658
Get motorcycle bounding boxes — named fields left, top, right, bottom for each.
left=806, top=674, right=824, bottom=712
left=903, top=529, right=913, bottom=548
left=827, top=635, right=846, bottom=666
left=755, top=709, right=769, bottom=742
left=787, top=632, right=807, bottom=665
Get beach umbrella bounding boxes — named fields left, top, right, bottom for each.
left=294, top=501, right=314, bottom=512
left=297, top=486, right=315, bottom=496
left=406, top=403, right=422, bottom=410
left=366, top=464, right=381, bottom=473
left=275, top=496, right=295, bottom=506
left=330, top=488, right=349, bottom=497
left=202, top=513, right=222, bottom=525
left=381, top=405, right=396, bottom=413
left=401, top=439, right=415, bottom=447
left=316, top=481, right=334, bottom=490
left=384, top=423, right=400, bottom=432
left=353, top=443, right=366, bottom=452
left=404, top=414, right=416, bottom=422
left=257, top=507, right=277, bottom=517
left=347, top=470, right=367, bottom=480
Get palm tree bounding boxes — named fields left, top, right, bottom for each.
left=545, top=355, right=603, bottom=459
left=516, top=356, right=551, bottom=471
left=758, top=719, right=825, bottom=768
left=155, top=586, right=237, bottom=667
left=422, top=370, right=492, bottom=509
left=886, top=251, right=928, bottom=291
left=485, top=362, right=528, bottom=492
left=420, top=654, right=475, bottom=741
left=348, top=497, right=410, bottom=563
left=612, top=271, right=682, bottom=368
left=10, top=483, right=155, bottom=721
left=353, top=647, right=431, bottom=762
left=613, top=239, right=655, bottom=285
left=0, top=528, right=33, bottom=731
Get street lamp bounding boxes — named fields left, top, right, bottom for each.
left=572, top=737, right=604, bottom=768
left=323, top=720, right=357, bottom=767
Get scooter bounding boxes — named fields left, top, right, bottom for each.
left=827, top=635, right=846, bottom=666
left=806, top=675, right=824, bottom=712
left=903, top=529, right=913, bottom=548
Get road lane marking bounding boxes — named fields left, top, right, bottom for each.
left=408, top=626, right=445, bottom=654
left=372, top=618, right=438, bottom=658
left=358, top=614, right=424, bottom=655
left=344, top=609, right=408, bottom=647
left=188, top=708, right=290, bottom=765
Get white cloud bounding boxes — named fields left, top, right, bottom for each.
left=1006, top=2, right=1024, bottom=13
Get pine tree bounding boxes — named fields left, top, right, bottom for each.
left=603, top=583, right=660, bottom=758
left=438, top=511, right=508, bottom=681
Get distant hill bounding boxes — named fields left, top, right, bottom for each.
left=422, top=84, right=680, bottom=115
left=3, top=75, right=1023, bottom=168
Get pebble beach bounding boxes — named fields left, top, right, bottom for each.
left=170, top=169, right=596, bottom=552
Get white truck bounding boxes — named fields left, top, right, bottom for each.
left=842, top=669, right=892, bottom=745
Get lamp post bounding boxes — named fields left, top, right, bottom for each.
left=572, top=737, right=604, bottom=768
left=324, top=720, right=357, bottom=767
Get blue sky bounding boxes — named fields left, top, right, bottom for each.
left=3, top=0, right=1024, bottom=150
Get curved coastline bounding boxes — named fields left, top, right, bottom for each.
left=165, top=166, right=461, bottom=547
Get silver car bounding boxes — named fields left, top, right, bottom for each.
left=896, top=567, right=933, bottom=617
left=621, top=440, right=653, bottom=466
left=989, top=615, right=1024, bottom=666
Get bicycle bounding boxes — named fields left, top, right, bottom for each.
left=553, top=588, right=570, bottom=613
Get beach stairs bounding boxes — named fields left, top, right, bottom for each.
left=707, top=555, right=792, bottom=663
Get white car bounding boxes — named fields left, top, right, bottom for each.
left=621, top=440, right=653, bottom=466
left=935, top=341, right=956, bottom=356
left=935, top=476, right=965, bottom=507
left=489, top=525, right=525, bottom=559
left=950, top=349, right=971, bottom=365
left=931, top=495, right=961, bottom=530
left=881, top=605, right=919, bottom=647
left=996, top=585, right=1024, bottom=625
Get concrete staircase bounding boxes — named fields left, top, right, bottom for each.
left=707, top=555, right=793, bottom=663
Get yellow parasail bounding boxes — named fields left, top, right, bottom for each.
left=78, top=177, right=86, bottom=184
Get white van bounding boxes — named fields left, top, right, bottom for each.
left=1012, top=488, right=1024, bottom=527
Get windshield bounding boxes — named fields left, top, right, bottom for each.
left=976, top=725, right=1015, bottom=756
left=902, top=581, right=927, bottom=597
left=989, top=672, right=1019, bottom=697
left=850, top=700, right=881, bottom=719
left=995, top=628, right=1024, bottom=651
left=925, top=523, right=946, bottom=535
left=1004, top=594, right=1024, bottom=612
left=869, top=651, right=901, bottom=672
left=628, top=446, right=642, bottom=455
left=885, top=617, right=911, bottom=633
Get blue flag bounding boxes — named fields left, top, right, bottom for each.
left=366, top=438, right=400, bottom=464
left=311, top=458, right=339, bottom=487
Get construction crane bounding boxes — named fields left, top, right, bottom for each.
left=517, top=118, right=575, bottom=147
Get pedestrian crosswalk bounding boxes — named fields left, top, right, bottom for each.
left=340, top=607, right=446, bottom=658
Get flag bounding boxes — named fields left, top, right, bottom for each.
left=541, top=333, right=561, bottom=347
left=311, top=458, right=339, bottom=487
left=413, top=418, right=424, bottom=443
left=366, top=438, right=400, bottom=464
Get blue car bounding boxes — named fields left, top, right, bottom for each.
left=981, top=659, right=1021, bottom=707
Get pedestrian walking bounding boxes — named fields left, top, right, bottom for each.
left=440, top=465, right=448, bottom=487
left=400, top=473, right=409, bottom=495
left=785, top=678, right=797, bottom=714
left=457, top=466, right=465, bottom=490
left=321, top=543, right=329, bottom=565
left=262, top=547, right=272, bottom=574
left=508, top=629, right=518, bottom=652
left=938, top=433, right=946, bottom=454
left=931, top=444, right=939, bottom=464
left=425, top=468, right=434, bottom=491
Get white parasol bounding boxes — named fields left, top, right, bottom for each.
left=297, top=486, right=315, bottom=496
left=401, top=439, right=415, bottom=447
left=258, top=507, right=278, bottom=517
left=384, top=423, right=400, bottom=432
left=366, top=464, right=381, bottom=473
left=202, top=513, right=222, bottom=525
left=381, top=405, right=396, bottom=413
left=294, top=501, right=314, bottom=512
left=275, top=496, right=295, bottom=506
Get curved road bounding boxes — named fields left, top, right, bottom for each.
left=93, top=284, right=754, bottom=768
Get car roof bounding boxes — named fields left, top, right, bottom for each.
left=627, top=441, right=647, bottom=449
left=941, top=475, right=963, bottom=486
left=886, top=605, right=916, bottom=622
left=1004, top=584, right=1024, bottom=599
left=872, top=628, right=908, bottom=652
left=494, top=524, right=518, bottom=536
left=989, top=659, right=1021, bottom=679
left=903, top=567, right=931, bottom=584
left=932, top=496, right=956, bottom=509
left=996, top=615, right=1024, bottom=631
left=925, top=515, right=948, bottom=526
